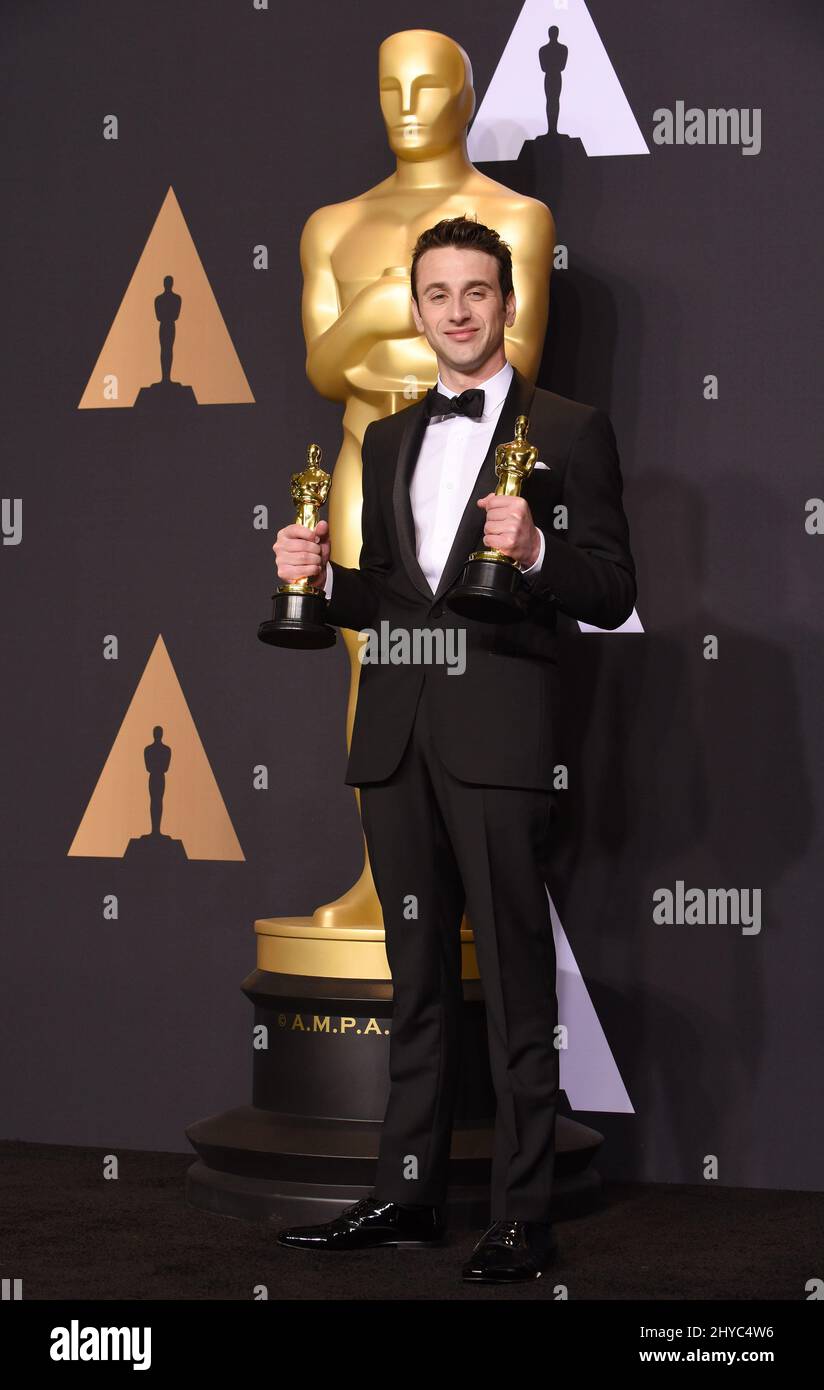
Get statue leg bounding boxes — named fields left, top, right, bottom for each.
left=311, top=428, right=382, bottom=930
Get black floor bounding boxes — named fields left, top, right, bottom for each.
left=1, top=1140, right=821, bottom=1301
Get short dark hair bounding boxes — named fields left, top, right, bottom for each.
left=410, top=214, right=514, bottom=306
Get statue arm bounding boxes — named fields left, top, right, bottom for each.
left=300, top=209, right=382, bottom=401
left=503, top=201, right=556, bottom=382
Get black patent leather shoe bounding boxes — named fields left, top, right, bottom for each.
left=462, top=1219, right=559, bottom=1282
left=276, top=1196, right=446, bottom=1251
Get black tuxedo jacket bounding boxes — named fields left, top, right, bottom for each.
left=325, top=365, right=636, bottom=790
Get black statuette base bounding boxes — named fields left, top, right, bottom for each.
left=446, top=557, right=526, bottom=624
left=258, top=588, right=336, bottom=649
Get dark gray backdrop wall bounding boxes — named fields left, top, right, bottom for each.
left=2, top=0, right=822, bottom=1189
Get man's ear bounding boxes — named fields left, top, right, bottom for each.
left=411, top=297, right=424, bottom=333
left=505, top=291, right=517, bottom=327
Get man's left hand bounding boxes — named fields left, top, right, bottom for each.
left=477, top=494, right=541, bottom=567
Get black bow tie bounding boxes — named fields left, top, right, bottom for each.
left=424, top=386, right=485, bottom=421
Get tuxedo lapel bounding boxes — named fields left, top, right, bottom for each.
left=391, top=400, right=433, bottom=599
left=390, top=365, right=537, bottom=605
left=432, top=365, right=536, bottom=604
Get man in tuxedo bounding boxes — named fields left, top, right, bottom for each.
left=273, top=215, right=636, bottom=1282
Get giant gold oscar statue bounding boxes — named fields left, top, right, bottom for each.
left=255, top=28, right=556, bottom=983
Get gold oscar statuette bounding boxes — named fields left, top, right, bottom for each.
left=447, top=414, right=539, bottom=623
left=258, top=442, right=336, bottom=649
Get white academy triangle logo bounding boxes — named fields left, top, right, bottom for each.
left=549, top=890, right=633, bottom=1112
left=581, top=608, right=643, bottom=635
left=468, top=0, right=649, bottom=162
left=470, top=0, right=647, bottom=633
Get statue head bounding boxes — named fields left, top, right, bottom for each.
left=163, top=275, right=174, bottom=290
left=378, top=29, right=475, bottom=162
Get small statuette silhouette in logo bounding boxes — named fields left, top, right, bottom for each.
left=134, top=275, right=197, bottom=409
left=124, top=725, right=185, bottom=860
left=539, top=25, right=568, bottom=137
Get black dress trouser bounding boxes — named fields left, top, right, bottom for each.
left=359, top=672, right=560, bottom=1222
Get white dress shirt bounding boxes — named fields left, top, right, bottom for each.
left=324, top=357, right=545, bottom=600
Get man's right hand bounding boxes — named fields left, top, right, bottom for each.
left=273, top=519, right=330, bottom=588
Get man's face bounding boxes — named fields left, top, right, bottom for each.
left=411, top=246, right=516, bottom=375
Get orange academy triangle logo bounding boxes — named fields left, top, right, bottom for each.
left=68, top=634, right=245, bottom=861
left=78, top=186, right=254, bottom=409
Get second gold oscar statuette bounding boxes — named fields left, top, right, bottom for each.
left=258, top=443, right=336, bottom=649
left=447, top=414, right=539, bottom=623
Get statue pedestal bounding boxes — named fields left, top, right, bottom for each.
left=185, top=918, right=604, bottom=1229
